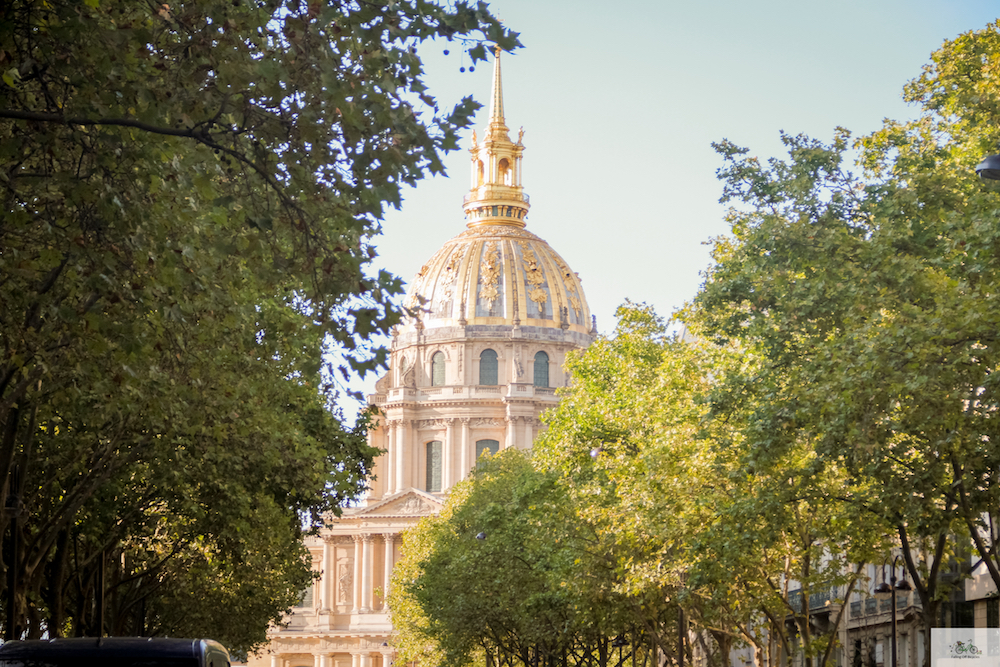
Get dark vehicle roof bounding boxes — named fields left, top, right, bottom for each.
left=0, top=637, right=229, bottom=667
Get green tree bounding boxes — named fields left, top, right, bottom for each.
left=391, top=450, right=646, bottom=667
left=535, top=304, right=880, bottom=667
left=691, top=18, right=1000, bottom=654
left=0, top=0, right=518, bottom=652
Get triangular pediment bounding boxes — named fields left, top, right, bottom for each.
left=351, top=489, right=443, bottom=518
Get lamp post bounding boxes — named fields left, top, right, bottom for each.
left=873, top=555, right=912, bottom=667
left=977, top=152, right=1000, bottom=181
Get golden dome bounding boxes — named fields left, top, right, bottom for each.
left=403, top=223, right=592, bottom=336
left=401, top=49, right=592, bottom=340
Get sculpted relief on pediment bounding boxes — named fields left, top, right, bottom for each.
left=366, top=493, right=439, bottom=517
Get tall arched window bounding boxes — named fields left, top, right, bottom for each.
left=426, top=441, right=443, bottom=492
left=533, top=351, right=549, bottom=388
left=476, top=439, right=499, bottom=460
left=480, top=349, right=498, bottom=385
left=477, top=160, right=485, bottom=187
left=498, top=158, right=511, bottom=185
left=431, top=351, right=445, bottom=386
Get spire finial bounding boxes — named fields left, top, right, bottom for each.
left=463, top=45, right=528, bottom=229
left=489, top=45, right=505, bottom=125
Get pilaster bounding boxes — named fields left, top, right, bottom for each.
left=360, top=534, right=374, bottom=612
left=351, top=535, right=362, bottom=614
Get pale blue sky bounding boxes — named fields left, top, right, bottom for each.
left=346, top=1, right=999, bottom=410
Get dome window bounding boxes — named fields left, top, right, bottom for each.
left=426, top=441, right=443, bottom=492
left=480, top=349, right=498, bottom=385
left=476, top=439, right=499, bottom=460
left=498, top=158, right=511, bottom=185
left=431, top=352, right=445, bottom=386
left=533, top=351, right=549, bottom=388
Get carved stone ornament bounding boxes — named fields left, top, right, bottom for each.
left=436, top=248, right=460, bottom=315
left=338, top=564, right=352, bottom=604
left=455, top=224, right=536, bottom=241
left=415, top=418, right=446, bottom=429
left=518, top=241, right=549, bottom=312
left=406, top=243, right=449, bottom=312
left=474, top=418, right=504, bottom=427
left=399, top=496, right=431, bottom=514
left=478, top=241, right=501, bottom=309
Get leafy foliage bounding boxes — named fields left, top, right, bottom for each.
left=691, top=21, right=1000, bottom=662
left=391, top=450, right=643, bottom=667
left=0, top=0, right=518, bottom=653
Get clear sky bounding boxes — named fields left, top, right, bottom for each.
left=345, top=1, right=1000, bottom=411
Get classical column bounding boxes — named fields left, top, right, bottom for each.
left=321, top=537, right=334, bottom=613
left=351, top=652, right=361, bottom=667
left=381, top=650, right=395, bottom=667
left=523, top=416, right=534, bottom=449
left=382, top=534, right=395, bottom=610
left=314, top=654, right=323, bottom=667
left=384, top=423, right=395, bottom=496
left=351, top=535, right=362, bottom=613
left=505, top=416, right=515, bottom=449
left=443, top=419, right=455, bottom=490
left=460, top=417, right=470, bottom=481
left=360, top=534, right=374, bottom=612
left=271, top=655, right=281, bottom=667
left=360, top=652, right=372, bottom=667
left=394, top=420, right=406, bottom=492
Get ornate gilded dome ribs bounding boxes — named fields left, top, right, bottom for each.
left=517, top=240, right=553, bottom=321
left=475, top=240, right=504, bottom=318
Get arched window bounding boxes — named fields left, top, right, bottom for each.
left=431, top=351, right=445, bottom=386
left=477, top=160, right=485, bottom=187
left=426, top=441, right=443, bottom=492
left=480, top=349, right=498, bottom=385
left=476, top=439, right=499, bottom=460
left=533, top=351, right=549, bottom=388
left=498, top=158, right=511, bottom=185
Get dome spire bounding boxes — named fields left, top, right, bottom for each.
left=464, top=47, right=529, bottom=228
left=488, top=44, right=505, bottom=129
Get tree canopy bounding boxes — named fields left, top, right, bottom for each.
left=0, top=0, right=517, bottom=654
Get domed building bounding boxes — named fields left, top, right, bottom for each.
left=254, top=49, right=594, bottom=667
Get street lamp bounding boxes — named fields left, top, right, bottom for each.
left=873, top=555, right=912, bottom=667
left=977, top=151, right=1000, bottom=181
